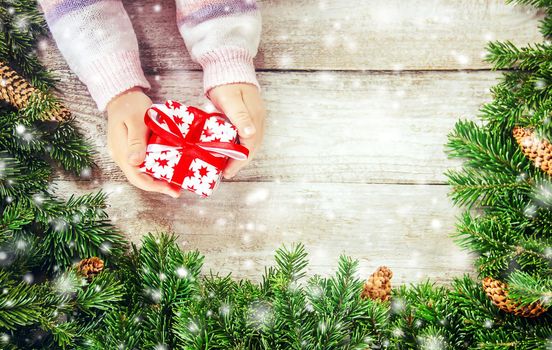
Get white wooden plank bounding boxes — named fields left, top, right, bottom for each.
left=52, top=180, right=475, bottom=284
left=50, top=70, right=493, bottom=184
left=38, top=0, right=544, bottom=71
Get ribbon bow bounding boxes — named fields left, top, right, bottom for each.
left=144, top=102, right=249, bottom=190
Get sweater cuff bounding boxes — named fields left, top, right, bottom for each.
left=80, top=51, right=151, bottom=112
left=196, top=47, right=260, bottom=95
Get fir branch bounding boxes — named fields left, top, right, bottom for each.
left=0, top=270, right=43, bottom=330
left=540, top=8, right=552, bottom=37
left=505, top=0, right=552, bottom=9
left=453, top=213, right=551, bottom=276
left=0, top=0, right=54, bottom=87
left=81, top=308, right=144, bottom=350
left=138, top=233, right=203, bottom=349
left=446, top=120, right=531, bottom=176
left=485, top=40, right=552, bottom=71
left=507, top=270, right=552, bottom=307
left=75, top=271, right=124, bottom=315
left=273, top=243, right=309, bottom=283
left=445, top=167, right=531, bottom=208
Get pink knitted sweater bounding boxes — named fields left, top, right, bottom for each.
left=38, top=0, right=261, bottom=111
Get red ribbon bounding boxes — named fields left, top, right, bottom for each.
left=144, top=103, right=249, bottom=190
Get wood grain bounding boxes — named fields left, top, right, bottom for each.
left=36, top=0, right=540, bottom=285
left=38, top=0, right=544, bottom=72
left=51, top=69, right=493, bottom=184
left=53, top=180, right=475, bottom=284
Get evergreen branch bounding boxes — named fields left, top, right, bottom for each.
left=446, top=120, right=531, bottom=176
left=138, top=233, right=203, bottom=348
left=485, top=40, right=551, bottom=71
left=505, top=0, right=552, bottom=8
left=0, top=270, right=44, bottom=330
left=539, top=8, right=552, bottom=37
left=273, top=243, right=309, bottom=283
left=81, top=308, right=144, bottom=350
left=75, top=271, right=124, bottom=315
left=507, top=270, right=552, bottom=307
left=0, top=0, right=54, bottom=87
left=445, top=167, right=531, bottom=208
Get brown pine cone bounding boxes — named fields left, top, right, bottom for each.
left=0, top=60, right=70, bottom=121
left=482, top=277, right=547, bottom=318
left=76, top=257, right=104, bottom=280
left=513, top=126, right=552, bottom=176
left=361, top=266, right=393, bottom=302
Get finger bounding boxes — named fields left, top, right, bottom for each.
left=223, top=91, right=266, bottom=179
left=213, top=89, right=256, bottom=139
left=126, top=119, right=149, bottom=166
left=241, top=86, right=266, bottom=141
left=224, top=158, right=248, bottom=179
left=107, top=119, right=128, bottom=165
left=122, top=164, right=181, bottom=198
left=223, top=128, right=258, bottom=179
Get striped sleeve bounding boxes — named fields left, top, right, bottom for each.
left=38, top=0, right=150, bottom=111
left=175, top=0, right=262, bottom=95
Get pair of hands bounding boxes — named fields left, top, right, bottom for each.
left=106, top=84, right=265, bottom=198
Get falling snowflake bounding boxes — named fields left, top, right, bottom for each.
left=188, top=321, right=200, bottom=333
left=32, top=193, right=45, bottom=205
left=544, top=247, right=552, bottom=259
left=53, top=272, right=80, bottom=295
left=0, top=333, right=9, bottom=343
left=149, top=289, right=162, bottom=303
left=219, top=303, right=231, bottom=317
left=524, top=204, right=538, bottom=218
left=417, top=334, right=446, bottom=350
left=80, top=167, right=92, bottom=178
left=100, top=242, right=112, bottom=254
left=535, top=79, right=547, bottom=90
left=23, top=273, right=33, bottom=284
left=15, top=124, right=25, bottom=135
left=15, top=239, right=27, bottom=250
left=430, top=219, right=442, bottom=230
left=318, top=320, right=328, bottom=333
left=391, top=297, right=406, bottom=314
left=176, top=266, right=189, bottom=279
left=247, top=301, right=273, bottom=329
left=306, top=283, right=324, bottom=299
left=245, top=187, right=269, bottom=205
left=392, top=327, right=404, bottom=337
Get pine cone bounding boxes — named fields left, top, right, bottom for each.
left=361, top=266, right=393, bottom=302
left=76, top=257, right=104, bottom=280
left=0, top=60, right=70, bottom=121
left=513, top=126, right=552, bottom=176
left=482, top=277, right=547, bottom=318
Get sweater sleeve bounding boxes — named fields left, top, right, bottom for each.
left=175, top=0, right=262, bottom=95
left=38, top=0, right=151, bottom=111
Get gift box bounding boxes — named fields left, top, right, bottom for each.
left=139, top=100, right=248, bottom=197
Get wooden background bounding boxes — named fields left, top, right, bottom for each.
left=39, top=0, right=544, bottom=284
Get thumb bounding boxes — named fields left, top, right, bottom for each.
left=126, top=119, right=149, bottom=166
left=217, top=95, right=256, bottom=139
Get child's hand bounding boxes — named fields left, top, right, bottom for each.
left=106, top=87, right=180, bottom=198
left=208, top=83, right=266, bottom=179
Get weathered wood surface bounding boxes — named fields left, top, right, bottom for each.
left=39, top=0, right=542, bottom=284
left=51, top=69, right=494, bottom=184
left=52, top=180, right=474, bottom=284
left=39, top=0, right=544, bottom=72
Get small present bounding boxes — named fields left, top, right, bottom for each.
left=139, top=100, right=248, bottom=197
